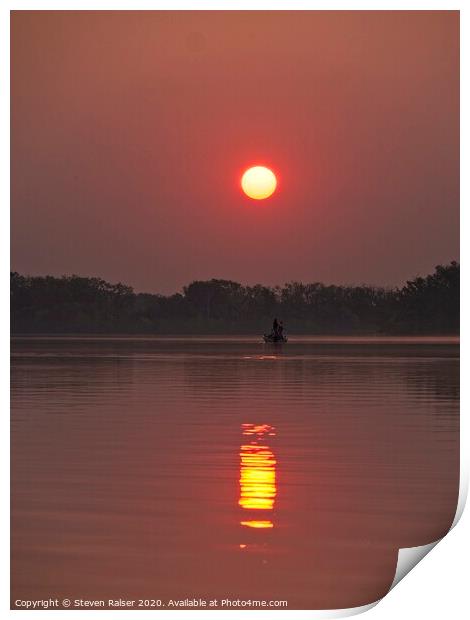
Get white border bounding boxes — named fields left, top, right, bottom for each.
left=3, top=2, right=466, bottom=618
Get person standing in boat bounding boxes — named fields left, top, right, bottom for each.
left=272, top=317, right=279, bottom=337
left=278, top=321, right=284, bottom=339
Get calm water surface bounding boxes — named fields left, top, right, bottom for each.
left=11, top=336, right=459, bottom=609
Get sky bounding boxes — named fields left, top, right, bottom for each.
left=11, top=11, right=459, bottom=294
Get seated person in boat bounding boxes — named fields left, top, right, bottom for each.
left=268, top=318, right=285, bottom=340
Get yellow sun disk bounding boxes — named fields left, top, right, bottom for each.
left=241, top=166, right=277, bottom=200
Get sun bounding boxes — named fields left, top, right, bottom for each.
left=241, top=166, right=277, bottom=200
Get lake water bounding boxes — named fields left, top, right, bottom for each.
left=11, top=336, right=459, bottom=610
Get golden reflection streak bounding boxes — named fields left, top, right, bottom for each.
left=239, top=424, right=277, bottom=529
left=240, top=520, right=274, bottom=529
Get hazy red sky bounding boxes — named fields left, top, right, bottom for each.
left=11, top=11, right=459, bottom=294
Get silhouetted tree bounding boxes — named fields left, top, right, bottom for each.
left=389, top=262, right=459, bottom=333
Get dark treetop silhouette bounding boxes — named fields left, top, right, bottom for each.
left=10, top=262, right=459, bottom=335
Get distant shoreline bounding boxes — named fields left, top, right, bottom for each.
left=11, top=333, right=460, bottom=341
left=9, top=326, right=460, bottom=336
left=11, top=262, right=459, bottom=336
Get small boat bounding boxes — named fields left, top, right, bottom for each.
left=263, top=333, right=288, bottom=344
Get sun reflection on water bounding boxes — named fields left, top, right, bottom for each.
left=239, top=423, right=277, bottom=530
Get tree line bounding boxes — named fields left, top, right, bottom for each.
left=10, top=262, right=459, bottom=334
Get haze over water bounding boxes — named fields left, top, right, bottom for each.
left=11, top=336, right=459, bottom=609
